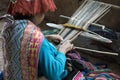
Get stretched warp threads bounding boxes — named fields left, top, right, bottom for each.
left=59, top=0, right=111, bottom=42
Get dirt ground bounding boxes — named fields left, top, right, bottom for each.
left=0, top=0, right=120, bottom=76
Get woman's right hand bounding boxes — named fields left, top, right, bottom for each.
left=58, top=40, right=73, bottom=54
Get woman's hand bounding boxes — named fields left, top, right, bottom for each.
left=58, top=40, right=73, bottom=54
left=46, top=34, right=63, bottom=45
left=46, top=35, right=73, bottom=54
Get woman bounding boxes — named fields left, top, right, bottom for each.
left=1, top=0, right=73, bottom=80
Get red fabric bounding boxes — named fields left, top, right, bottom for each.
left=7, top=0, right=56, bottom=16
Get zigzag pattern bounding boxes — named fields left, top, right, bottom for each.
left=4, top=20, right=28, bottom=80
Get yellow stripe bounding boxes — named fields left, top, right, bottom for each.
left=63, top=23, right=87, bottom=30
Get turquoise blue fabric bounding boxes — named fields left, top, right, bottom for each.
left=38, top=38, right=68, bottom=80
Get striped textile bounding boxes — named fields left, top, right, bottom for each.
left=3, top=20, right=44, bottom=80
left=72, top=71, right=85, bottom=80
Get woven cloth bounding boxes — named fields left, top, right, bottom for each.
left=3, top=20, right=44, bottom=80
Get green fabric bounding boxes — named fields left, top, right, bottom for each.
left=42, top=29, right=60, bottom=36
left=11, top=0, right=16, bottom=3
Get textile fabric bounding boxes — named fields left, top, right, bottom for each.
left=65, top=50, right=120, bottom=80
left=3, top=20, right=44, bottom=80
left=3, top=19, right=67, bottom=80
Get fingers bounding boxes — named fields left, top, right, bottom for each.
left=71, top=44, right=74, bottom=49
left=58, top=40, right=74, bottom=54
left=46, top=35, right=74, bottom=54
left=54, top=35, right=63, bottom=41
left=46, top=34, right=63, bottom=41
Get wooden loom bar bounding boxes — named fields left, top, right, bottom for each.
left=74, top=46, right=119, bottom=56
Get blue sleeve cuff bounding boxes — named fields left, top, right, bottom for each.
left=60, top=69, right=68, bottom=79
left=55, top=51, right=66, bottom=65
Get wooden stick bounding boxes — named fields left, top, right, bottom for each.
left=59, top=0, right=111, bottom=42
left=58, top=28, right=65, bottom=35
left=60, top=15, right=106, bottom=29
left=74, top=46, right=119, bottom=56
left=97, top=0, right=120, bottom=9
left=70, top=31, right=82, bottom=41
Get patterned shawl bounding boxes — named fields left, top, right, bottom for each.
left=3, top=20, right=44, bottom=80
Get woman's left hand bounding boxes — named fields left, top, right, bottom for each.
left=46, top=34, right=63, bottom=45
